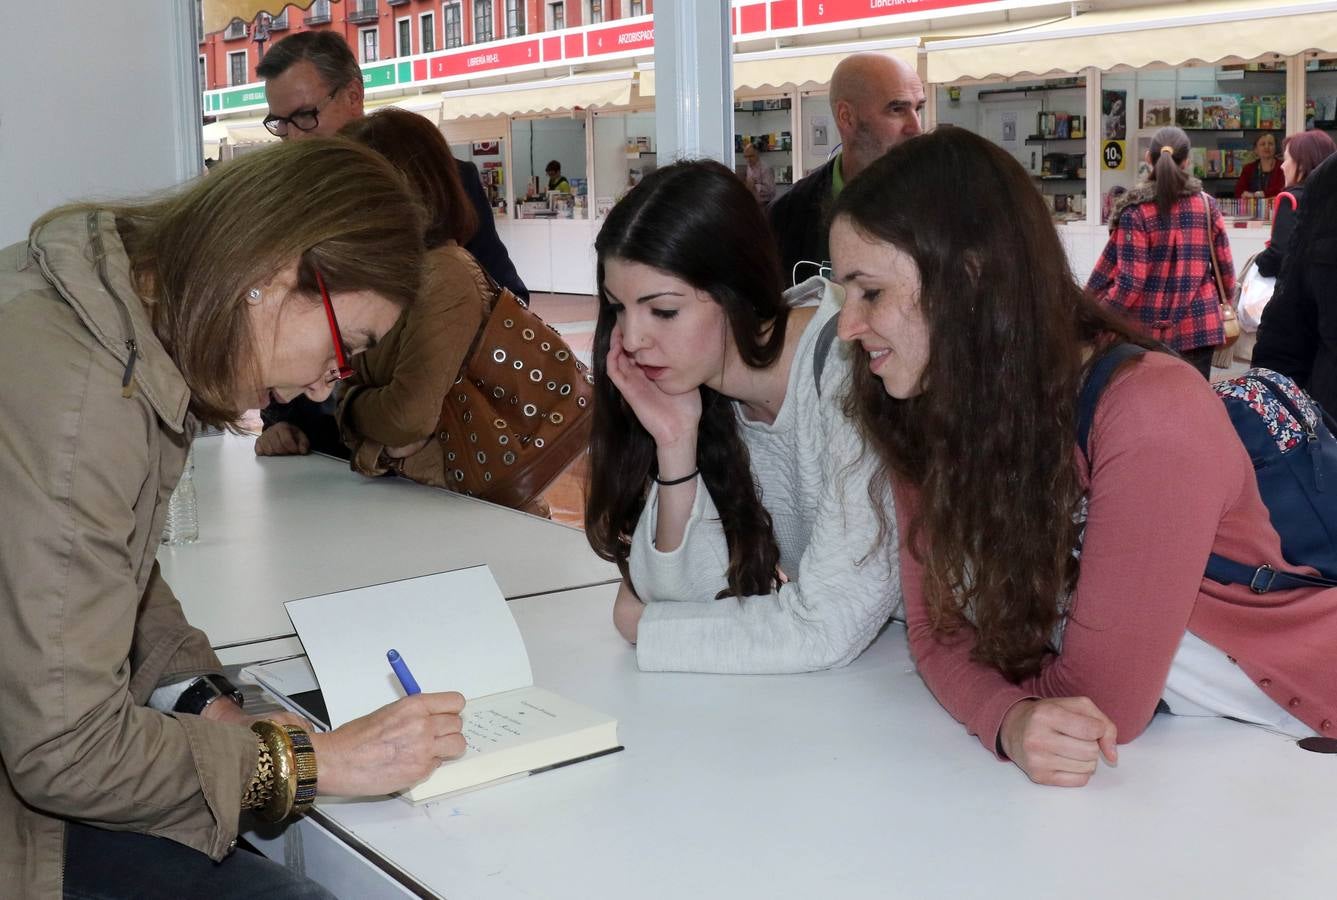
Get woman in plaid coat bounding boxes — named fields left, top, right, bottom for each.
left=1087, top=126, right=1236, bottom=378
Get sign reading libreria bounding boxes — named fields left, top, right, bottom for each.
left=801, top=0, right=996, bottom=24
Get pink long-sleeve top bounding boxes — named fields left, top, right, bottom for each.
left=895, top=351, right=1337, bottom=755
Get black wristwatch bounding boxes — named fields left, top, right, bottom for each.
left=173, top=674, right=244, bottom=716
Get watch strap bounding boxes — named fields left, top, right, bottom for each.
left=173, top=674, right=244, bottom=716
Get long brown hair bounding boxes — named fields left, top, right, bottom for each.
left=36, top=139, right=426, bottom=427
left=585, top=160, right=789, bottom=597
left=834, top=127, right=1154, bottom=681
left=1149, top=126, right=1191, bottom=218
left=340, top=108, right=479, bottom=247
left=1282, top=130, right=1337, bottom=185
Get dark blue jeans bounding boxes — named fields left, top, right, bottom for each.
left=63, top=821, right=335, bottom=900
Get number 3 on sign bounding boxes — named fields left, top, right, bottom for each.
left=1102, top=140, right=1126, bottom=171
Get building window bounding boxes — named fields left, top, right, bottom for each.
left=223, top=19, right=247, bottom=40
left=549, top=2, right=564, bottom=30
left=505, top=0, right=525, bottom=37
left=588, top=0, right=602, bottom=24
left=360, top=26, right=379, bottom=62
left=630, top=0, right=643, bottom=15
left=396, top=17, right=412, bottom=55
left=227, top=50, right=248, bottom=85
left=270, top=9, right=289, bottom=30
left=195, top=0, right=205, bottom=43
left=421, top=12, right=436, bottom=52
left=474, top=0, right=494, bottom=43
left=198, top=54, right=207, bottom=91
left=443, top=2, right=462, bottom=48
left=307, top=0, right=332, bottom=24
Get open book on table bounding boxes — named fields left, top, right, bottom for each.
left=250, top=565, right=621, bottom=803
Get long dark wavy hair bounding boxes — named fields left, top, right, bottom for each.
left=834, top=127, right=1155, bottom=681
left=585, top=159, right=789, bottom=597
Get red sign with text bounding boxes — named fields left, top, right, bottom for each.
left=586, top=21, right=656, bottom=56
left=429, top=39, right=541, bottom=79
left=802, top=0, right=986, bottom=25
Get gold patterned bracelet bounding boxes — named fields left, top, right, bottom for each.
left=241, top=734, right=276, bottom=811
left=249, top=720, right=297, bottom=822
left=285, top=724, right=318, bottom=816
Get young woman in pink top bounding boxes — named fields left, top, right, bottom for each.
left=830, top=126, right=1337, bottom=788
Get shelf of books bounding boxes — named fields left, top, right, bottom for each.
left=733, top=97, right=796, bottom=193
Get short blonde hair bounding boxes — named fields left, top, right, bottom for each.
left=39, top=139, right=426, bottom=426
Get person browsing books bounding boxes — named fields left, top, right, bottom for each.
left=0, top=141, right=468, bottom=898
left=1255, top=130, right=1336, bottom=277
left=833, top=126, right=1337, bottom=789
left=1234, top=132, right=1285, bottom=199
left=1086, top=126, right=1236, bottom=379
left=584, top=160, right=902, bottom=674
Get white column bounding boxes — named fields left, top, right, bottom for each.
left=1085, top=67, right=1102, bottom=227
left=652, top=0, right=733, bottom=164
left=1287, top=54, right=1306, bottom=137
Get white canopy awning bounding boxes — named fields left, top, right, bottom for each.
left=925, top=0, right=1337, bottom=83
left=640, top=39, right=921, bottom=97
left=441, top=72, right=634, bottom=120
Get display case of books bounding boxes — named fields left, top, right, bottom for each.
left=733, top=95, right=796, bottom=200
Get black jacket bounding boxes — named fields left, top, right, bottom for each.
left=457, top=159, right=528, bottom=302
left=767, top=158, right=836, bottom=287
left=1256, top=183, right=1305, bottom=278
left=1253, top=167, right=1337, bottom=414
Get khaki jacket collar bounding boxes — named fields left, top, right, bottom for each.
left=23, top=210, right=190, bottom=432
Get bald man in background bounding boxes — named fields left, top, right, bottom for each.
left=768, top=53, right=925, bottom=285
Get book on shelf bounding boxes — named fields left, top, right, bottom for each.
left=1240, top=100, right=1258, bottom=130
left=1189, top=147, right=1207, bottom=179
left=1200, top=94, right=1241, bottom=130
left=1141, top=98, right=1173, bottom=129
left=1175, top=96, right=1202, bottom=129
left=1205, top=150, right=1223, bottom=179
left=258, top=566, right=622, bottom=804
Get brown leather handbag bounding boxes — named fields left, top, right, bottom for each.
left=435, top=287, right=594, bottom=510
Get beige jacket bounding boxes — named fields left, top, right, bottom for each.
left=0, top=211, right=258, bottom=898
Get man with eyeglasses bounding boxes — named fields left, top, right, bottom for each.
left=253, top=31, right=529, bottom=457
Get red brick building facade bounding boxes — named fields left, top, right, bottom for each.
left=199, top=0, right=655, bottom=90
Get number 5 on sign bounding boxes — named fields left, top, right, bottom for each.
left=1103, top=140, right=1126, bottom=171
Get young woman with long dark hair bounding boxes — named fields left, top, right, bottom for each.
left=833, top=127, right=1337, bottom=788
left=584, top=159, right=900, bottom=673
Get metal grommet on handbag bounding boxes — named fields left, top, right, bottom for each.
left=555, top=350, right=570, bottom=361
left=509, top=396, right=519, bottom=405
left=585, top=373, right=595, bottom=384
left=512, top=359, right=524, bottom=371
left=523, top=403, right=537, bottom=417
left=503, top=318, right=514, bottom=328
left=483, top=472, right=492, bottom=482
left=534, top=437, right=546, bottom=449
left=468, top=432, right=478, bottom=443
left=546, top=380, right=557, bottom=391
left=437, top=430, right=448, bottom=441
left=493, top=386, right=505, bottom=399
left=577, top=396, right=588, bottom=407
left=476, top=451, right=487, bottom=464
left=457, top=393, right=467, bottom=404
left=453, top=375, right=464, bottom=384
left=549, top=412, right=564, bottom=425
left=529, top=369, right=542, bottom=383
left=454, top=469, right=465, bottom=481
left=493, top=418, right=506, bottom=429
left=447, top=451, right=456, bottom=462
left=560, top=384, right=571, bottom=396
left=498, top=434, right=509, bottom=445
left=492, top=348, right=507, bottom=364
left=503, top=451, right=516, bottom=465
left=462, top=411, right=473, bottom=424
left=540, top=342, right=551, bottom=352
left=522, top=328, right=535, bottom=341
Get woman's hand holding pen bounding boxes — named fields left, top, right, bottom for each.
left=310, top=692, right=467, bottom=797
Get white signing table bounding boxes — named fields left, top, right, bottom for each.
left=158, top=433, right=618, bottom=663
left=248, top=583, right=1337, bottom=900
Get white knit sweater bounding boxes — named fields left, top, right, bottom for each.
left=629, top=283, right=903, bottom=673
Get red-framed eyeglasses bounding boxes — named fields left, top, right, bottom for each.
left=315, top=269, right=355, bottom=384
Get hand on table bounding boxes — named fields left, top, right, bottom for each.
left=612, top=579, right=645, bottom=645
left=606, top=325, right=701, bottom=453
left=310, top=692, right=467, bottom=797
left=999, top=697, right=1118, bottom=787
left=255, top=422, right=310, bottom=456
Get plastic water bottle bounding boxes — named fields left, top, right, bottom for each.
left=161, top=446, right=199, bottom=546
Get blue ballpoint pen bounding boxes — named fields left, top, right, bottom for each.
left=386, top=648, right=422, bottom=696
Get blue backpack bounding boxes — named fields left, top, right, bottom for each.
left=1077, top=344, right=1337, bottom=592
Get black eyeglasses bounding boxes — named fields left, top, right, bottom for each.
left=262, top=87, right=341, bottom=137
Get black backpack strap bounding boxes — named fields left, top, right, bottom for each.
left=1205, top=555, right=1337, bottom=592
left=1076, top=343, right=1147, bottom=462
left=812, top=314, right=840, bottom=397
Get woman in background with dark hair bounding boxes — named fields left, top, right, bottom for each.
left=1087, top=126, right=1235, bottom=378
left=835, top=127, right=1337, bottom=789
left=1254, top=142, right=1337, bottom=413
left=585, top=159, right=900, bottom=673
left=1234, top=132, right=1285, bottom=199
left=1255, top=130, right=1336, bottom=277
